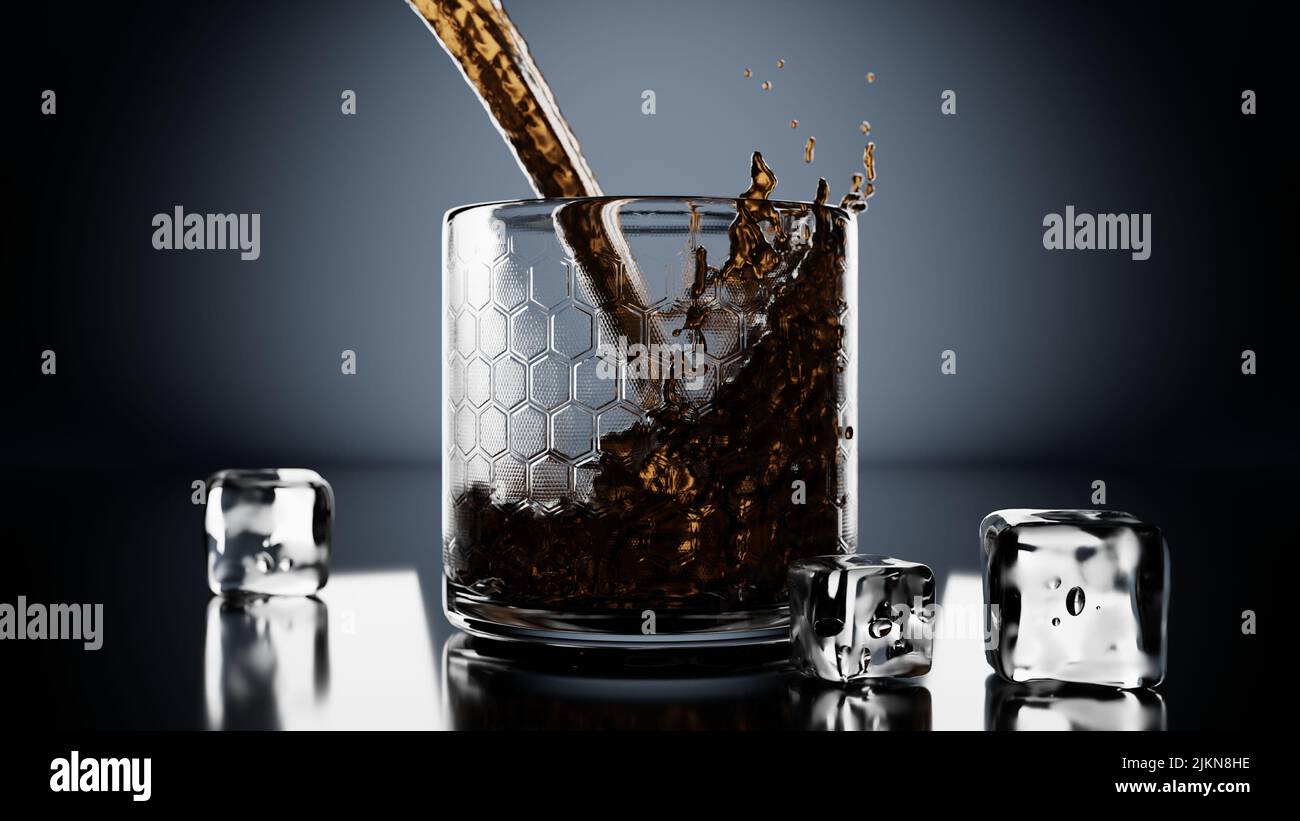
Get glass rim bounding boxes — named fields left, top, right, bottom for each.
left=444, top=195, right=853, bottom=223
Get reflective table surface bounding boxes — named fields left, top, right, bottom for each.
left=3, top=465, right=1268, bottom=731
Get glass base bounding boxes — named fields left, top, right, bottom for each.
left=444, top=578, right=790, bottom=649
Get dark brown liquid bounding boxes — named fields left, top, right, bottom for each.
left=409, top=0, right=601, bottom=198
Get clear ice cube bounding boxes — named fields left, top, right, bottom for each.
left=788, top=555, right=935, bottom=684
left=206, top=469, right=333, bottom=596
left=980, top=509, right=1168, bottom=689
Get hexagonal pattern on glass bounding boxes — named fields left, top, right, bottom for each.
left=552, top=404, right=595, bottom=459
left=574, top=358, right=617, bottom=409
left=839, top=404, right=856, bottom=444
left=454, top=406, right=475, bottom=455
left=447, top=262, right=467, bottom=313
left=467, top=263, right=491, bottom=310
left=530, top=259, right=570, bottom=309
left=699, top=307, right=740, bottom=358
left=466, top=358, right=491, bottom=407
left=597, top=404, right=641, bottom=442
left=491, top=458, right=526, bottom=506
left=529, top=456, right=570, bottom=509
left=448, top=356, right=466, bottom=405
left=455, top=312, right=476, bottom=358
left=443, top=202, right=856, bottom=561
left=467, top=455, right=491, bottom=488
left=573, top=458, right=601, bottom=505
left=479, top=308, right=508, bottom=359
left=491, top=356, right=527, bottom=410
left=479, top=407, right=507, bottom=457
left=492, top=253, right=529, bottom=311
left=572, top=253, right=623, bottom=309
left=601, top=305, right=645, bottom=350
left=671, top=353, right=717, bottom=409
left=530, top=356, right=570, bottom=410
left=834, top=356, right=850, bottom=410
left=474, top=218, right=508, bottom=264
left=447, top=452, right=466, bottom=498
left=552, top=304, right=594, bottom=359
left=623, top=374, right=660, bottom=412
left=509, top=406, right=547, bottom=460
left=510, top=304, right=548, bottom=361
left=507, top=226, right=555, bottom=264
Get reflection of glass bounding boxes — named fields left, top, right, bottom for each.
left=442, top=197, right=858, bottom=646
left=789, top=680, right=932, bottom=731
left=984, top=676, right=1166, bottom=731
left=203, top=596, right=329, bottom=730
left=441, top=634, right=935, bottom=730
left=442, top=633, right=798, bottom=730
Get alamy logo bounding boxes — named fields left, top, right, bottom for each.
left=596, top=336, right=708, bottom=388
left=151, top=206, right=261, bottom=261
left=50, top=751, right=151, bottom=802
left=0, top=596, right=103, bottom=650
left=1042, top=205, right=1151, bottom=261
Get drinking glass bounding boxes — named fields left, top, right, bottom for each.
left=443, top=196, right=857, bottom=646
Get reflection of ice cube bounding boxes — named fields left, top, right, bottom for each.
left=789, top=680, right=932, bottom=730
left=981, top=509, right=1168, bottom=689
left=205, top=469, right=333, bottom=596
left=789, top=555, right=935, bottom=683
left=985, top=677, right=1165, bottom=730
left=203, top=596, right=329, bottom=730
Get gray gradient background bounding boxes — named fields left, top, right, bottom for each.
left=14, top=0, right=1287, bottom=469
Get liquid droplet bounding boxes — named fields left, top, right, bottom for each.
left=868, top=617, right=894, bottom=639
left=278, top=556, right=294, bottom=572
left=813, top=177, right=829, bottom=205
left=255, top=552, right=273, bottom=574
left=844, top=426, right=854, bottom=440
left=866, top=72, right=876, bottom=83
left=1051, top=617, right=1061, bottom=627
left=1047, top=577, right=1061, bottom=589
left=790, top=119, right=798, bottom=129
left=859, top=120, right=871, bottom=135
left=761, top=80, right=771, bottom=91
left=777, top=58, right=785, bottom=68
left=743, top=68, right=752, bottom=78
left=803, top=136, right=816, bottom=163
left=1066, top=586, right=1086, bottom=616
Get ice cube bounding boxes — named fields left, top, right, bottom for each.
left=206, top=469, right=333, bottom=596
left=980, top=509, right=1168, bottom=689
left=788, top=554, right=935, bottom=684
